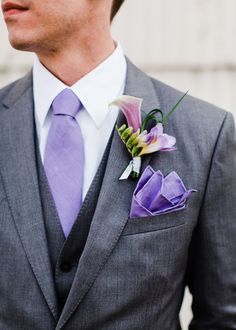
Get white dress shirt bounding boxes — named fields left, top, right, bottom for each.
left=33, top=43, right=127, bottom=199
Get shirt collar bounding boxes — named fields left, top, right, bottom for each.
left=33, top=42, right=127, bottom=128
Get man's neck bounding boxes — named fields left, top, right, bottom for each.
left=37, top=38, right=116, bottom=86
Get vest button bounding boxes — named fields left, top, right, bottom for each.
left=60, top=263, right=72, bottom=273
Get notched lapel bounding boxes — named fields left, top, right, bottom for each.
left=57, top=60, right=161, bottom=329
left=0, top=74, right=59, bottom=320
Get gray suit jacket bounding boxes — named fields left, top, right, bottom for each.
left=0, top=59, right=236, bottom=330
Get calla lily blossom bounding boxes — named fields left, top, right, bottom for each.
left=110, top=95, right=142, bottom=132
left=137, top=123, right=176, bottom=156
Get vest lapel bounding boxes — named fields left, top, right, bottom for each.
left=57, top=60, right=161, bottom=329
left=36, top=140, right=66, bottom=271
left=0, top=74, right=59, bottom=320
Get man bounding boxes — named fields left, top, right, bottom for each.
left=0, top=0, right=235, bottom=329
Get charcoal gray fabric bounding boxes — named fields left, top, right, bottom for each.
left=35, top=137, right=65, bottom=273
left=0, top=59, right=236, bottom=329
left=36, top=131, right=112, bottom=312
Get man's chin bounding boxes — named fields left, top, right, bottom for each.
left=8, top=36, right=35, bottom=52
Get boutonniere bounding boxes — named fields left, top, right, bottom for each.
left=110, top=91, right=188, bottom=180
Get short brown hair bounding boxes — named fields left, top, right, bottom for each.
left=111, top=0, right=125, bottom=21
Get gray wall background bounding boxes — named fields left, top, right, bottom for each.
left=1, top=0, right=235, bottom=328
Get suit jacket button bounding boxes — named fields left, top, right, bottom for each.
left=60, top=263, right=72, bottom=273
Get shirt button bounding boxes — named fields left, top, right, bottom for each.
left=60, top=263, right=72, bottom=273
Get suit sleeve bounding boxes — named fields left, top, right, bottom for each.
left=187, top=112, right=236, bottom=329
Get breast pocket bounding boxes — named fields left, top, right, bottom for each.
left=121, top=210, right=186, bottom=236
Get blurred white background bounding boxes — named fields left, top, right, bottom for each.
left=1, top=0, right=236, bottom=328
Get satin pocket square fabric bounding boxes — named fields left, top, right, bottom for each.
left=130, top=166, right=196, bottom=218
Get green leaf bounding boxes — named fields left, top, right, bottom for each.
left=141, top=109, right=164, bottom=132
left=162, top=91, right=189, bottom=125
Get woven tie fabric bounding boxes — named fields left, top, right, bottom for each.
left=44, top=89, right=84, bottom=238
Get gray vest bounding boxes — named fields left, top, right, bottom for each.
left=35, top=135, right=111, bottom=312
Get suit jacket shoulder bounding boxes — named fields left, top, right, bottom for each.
left=150, top=74, right=231, bottom=134
left=144, top=73, right=234, bottom=164
left=125, top=59, right=231, bottom=144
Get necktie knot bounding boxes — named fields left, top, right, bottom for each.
left=52, top=88, right=81, bottom=118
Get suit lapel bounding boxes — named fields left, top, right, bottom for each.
left=57, top=60, right=161, bottom=329
left=0, top=74, right=59, bottom=320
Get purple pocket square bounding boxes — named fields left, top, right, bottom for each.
left=130, top=166, right=196, bottom=218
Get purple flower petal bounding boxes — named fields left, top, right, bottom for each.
left=138, top=124, right=164, bottom=147
left=156, top=134, right=176, bottom=150
left=150, top=123, right=163, bottom=136
left=110, top=95, right=142, bottom=131
left=139, top=134, right=176, bottom=156
left=137, top=123, right=176, bottom=156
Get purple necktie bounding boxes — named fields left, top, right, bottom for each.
left=44, top=89, right=84, bottom=238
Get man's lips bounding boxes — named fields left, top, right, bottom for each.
left=2, top=2, right=29, bottom=16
